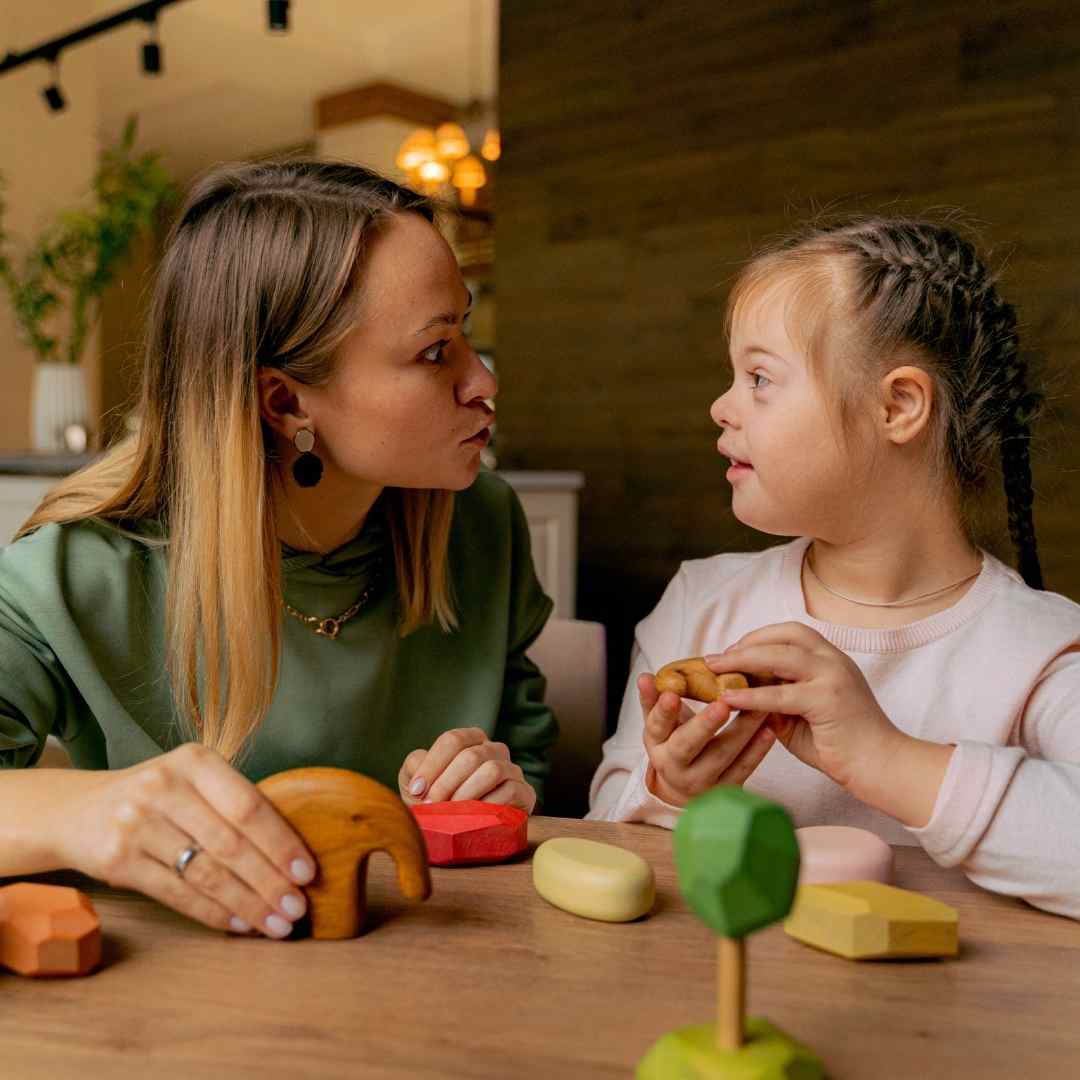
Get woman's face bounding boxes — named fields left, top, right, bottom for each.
left=304, top=212, right=496, bottom=491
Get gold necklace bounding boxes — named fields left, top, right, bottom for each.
left=804, top=548, right=982, bottom=609
left=284, top=575, right=381, bottom=639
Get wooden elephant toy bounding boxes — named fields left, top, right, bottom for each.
left=257, top=767, right=432, bottom=939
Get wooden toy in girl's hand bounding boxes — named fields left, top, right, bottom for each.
left=0, top=882, right=101, bottom=976
left=257, top=767, right=431, bottom=940
left=784, top=881, right=958, bottom=960
left=638, top=787, right=824, bottom=1079
left=532, top=837, right=655, bottom=922
left=655, top=658, right=779, bottom=704
left=409, top=800, right=528, bottom=866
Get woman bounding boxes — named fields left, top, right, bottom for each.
left=0, top=161, right=555, bottom=940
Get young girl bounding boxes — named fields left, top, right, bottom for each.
left=588, top=216, right=1080, bottom=920
left=0, top=161, right=555, bottom=939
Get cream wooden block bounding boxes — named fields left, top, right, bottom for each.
left=784, top=881, right=958, bottom=960
left=795, top=825, right=894, bottom=885
left=532, top=837, right=654, bottom=922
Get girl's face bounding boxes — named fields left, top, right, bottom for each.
left=710, top=278, right=867, bottom=539
left=304, top=213, right=496, bottom=491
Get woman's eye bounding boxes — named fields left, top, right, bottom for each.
left=421, top=341, right=449, bottom=364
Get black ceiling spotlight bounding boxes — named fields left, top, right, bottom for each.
left=141, top=12, right=162, bottom=74
left=42, top=55, right=65, bottom=113
left=1, top=3, right=192, bottom=102
left=268, top=0, right=290, bottom=32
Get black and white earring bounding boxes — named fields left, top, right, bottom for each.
left=292, top=428, right=323, bottom=487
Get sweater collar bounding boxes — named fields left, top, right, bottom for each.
left=778, top=536, right=1006, bottom=653
left=280, top=501, right=389, bottom=583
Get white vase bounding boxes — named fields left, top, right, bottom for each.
left=31, top=362, right=89, bottom=453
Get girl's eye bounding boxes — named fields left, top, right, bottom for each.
left=421, top=340, right=449, bottom=365
left=749, top=371, right=770, bottom=390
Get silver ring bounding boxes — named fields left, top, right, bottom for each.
left=174, top=844, right=202, bottom=878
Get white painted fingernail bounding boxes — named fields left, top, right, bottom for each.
left=229, top=916, right=251, bottom=934
left=264, top=914, right=292, bottom=938
left=281, top=893, right=306, bottom=919
left=409, top=777, right=426, bottom=796
left=290, top=858, right=314, bottom=884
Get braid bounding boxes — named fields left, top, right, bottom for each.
left=781, top=216, right=1045, bottom=589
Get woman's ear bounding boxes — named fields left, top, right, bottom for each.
left=879, top=365, right=934, bottom=446
left=257, top=368, right=310, bottom=438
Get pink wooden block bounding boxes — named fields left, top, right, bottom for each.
left=410, top=801, right=528, bottom=866
left=795, top=825, right=895, bottom=885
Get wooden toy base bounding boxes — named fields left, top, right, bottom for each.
left=637, top=1018, right=824, bottom=1079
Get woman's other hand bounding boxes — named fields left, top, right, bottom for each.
left=399, top=727, right=537, bottom=814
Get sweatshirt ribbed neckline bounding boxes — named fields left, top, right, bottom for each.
left=779, top=536, right=1004, bottom=654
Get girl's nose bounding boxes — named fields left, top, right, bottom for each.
left=710, top=389, right=736, bottom=429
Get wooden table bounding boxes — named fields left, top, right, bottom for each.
left=3, top=816, right=1079, bottom=1078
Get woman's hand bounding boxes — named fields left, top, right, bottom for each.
left=639, top=672, right=777, bottom=807
left=398, top=727, right=537, bottom=814
left=50, top=743, right=316, bottom=939
left=705, top=622, right=952, bottom=825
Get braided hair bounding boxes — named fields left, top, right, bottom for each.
left=729, top=216, right=1044, bottom=589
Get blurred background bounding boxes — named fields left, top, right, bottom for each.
left=1, top=1, right=1078, bottom=733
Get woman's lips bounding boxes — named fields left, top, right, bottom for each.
left=462, top=427, right=492, bottom=447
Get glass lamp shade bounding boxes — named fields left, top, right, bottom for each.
left=451, top=154, right=487, bottom=205
left=395, top=128, right=437, bottom=172
left=480, top=128, right=501, bottom=162
left=417, top=159, right=451, bottom=185
left=434, top=122, right=470, bottom=161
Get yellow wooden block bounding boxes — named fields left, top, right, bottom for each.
left=533, top=837, right=655, bottom=922
left=783, top=881, right=958, bottom=960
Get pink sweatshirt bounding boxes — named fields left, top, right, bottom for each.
left=587, top=537, right=1080, bottom=920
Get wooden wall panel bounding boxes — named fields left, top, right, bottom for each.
left=497, top=1, right=1080, bottom=725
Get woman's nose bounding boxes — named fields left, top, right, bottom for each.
left=459, top=344, right=498, bottom=404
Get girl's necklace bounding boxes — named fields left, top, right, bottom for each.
left=804, top=549, right=982, bottom=609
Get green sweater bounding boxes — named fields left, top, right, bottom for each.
left=0, top=471, right=557, bottom=806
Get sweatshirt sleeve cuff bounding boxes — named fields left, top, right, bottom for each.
left=607, top=752, right=685, bottom=829
left=906, top=740, right=1026, bottom=866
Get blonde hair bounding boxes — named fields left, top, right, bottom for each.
left=19, top=161, right=459, bottom=762
left=725, top=215, right=1043, bottom=589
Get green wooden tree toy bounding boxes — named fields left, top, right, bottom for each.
left=638, top=787, right=824, bottom=1079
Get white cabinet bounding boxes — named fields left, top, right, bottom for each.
left=499, top=471, right=584, bottom=618
left=0, top=475, right=55, bottom=545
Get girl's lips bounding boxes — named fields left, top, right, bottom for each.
left=726, top=461, right=753, bottom=481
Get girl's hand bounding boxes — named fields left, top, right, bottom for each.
left=398, top=727, right=537, bottom=814
left=639, top=672, right=777, bottom=807
left=50, top=743, right=316, bottom=939
left=705, top=622, right=903, bottom=795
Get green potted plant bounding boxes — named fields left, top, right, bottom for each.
left=0, top=117, right=176, bottom=452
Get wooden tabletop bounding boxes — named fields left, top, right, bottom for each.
left=3, top=816, right=1079, bottom=1079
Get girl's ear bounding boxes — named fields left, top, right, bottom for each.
left=878, top=365, right=934, bottom=446
left=257, top=368, right=311, bottom=438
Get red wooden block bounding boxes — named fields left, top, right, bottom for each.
left=0, top=882, right=101, bottom=977
left=409, top=801, right=528, bottom=866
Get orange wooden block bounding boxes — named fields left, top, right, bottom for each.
left=410, top=801, right=529, bottom=866
left=257, top=767, right=432, bottom=940
left=0, top=882, right=101, bottom=977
